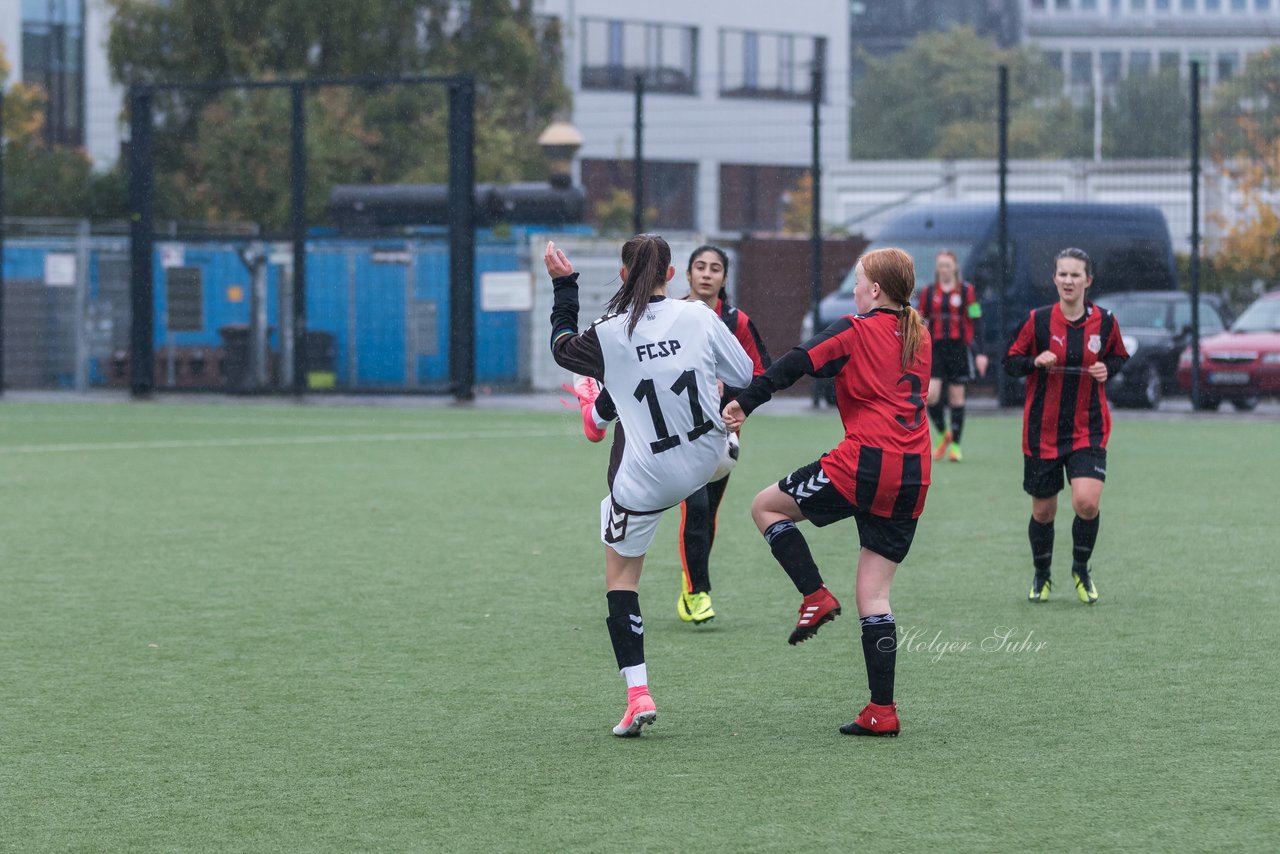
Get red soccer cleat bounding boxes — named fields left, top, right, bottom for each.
left=788, top=585, right=841, bottom=645
left=612, top=687, right=657, bottom=737
left=561, top=375, right=607, bottom=443
left=839, top=702, right=900, bottom=737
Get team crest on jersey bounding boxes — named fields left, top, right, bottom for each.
left=1087, top=334, right=1102, bottom=354
left=950, top=294, right=962, bottom=308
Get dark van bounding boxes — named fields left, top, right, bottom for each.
left=805, top=202, right=1178, bottom=404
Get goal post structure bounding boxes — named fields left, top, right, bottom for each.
left=126, top=74, right=476, bottom=400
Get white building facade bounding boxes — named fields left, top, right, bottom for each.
left=1023, top=0, right=1280, bottom=92
left=0, top=0, right=124, bottom=170
left=536, top=0, right=850, bottom=235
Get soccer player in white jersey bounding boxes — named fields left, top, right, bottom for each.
left=546, top=235, right=753, bottom=736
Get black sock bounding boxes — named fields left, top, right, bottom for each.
left=950, top=405, right=966, bottom=444
left=927, top=401, right=946, bottom=434
left=605, top=590, right=644, bottom=670
left=1029, top=517, right=1054, bottom=576
left=680, top=487, right=713, bottom=594
left=1072, top=514, right=1100, bottom=569
left=762, top=520, right=823, bottom=596
left=860, top=614, right=897, bottom=706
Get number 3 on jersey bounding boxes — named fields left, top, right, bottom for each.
left=634, top=369, right=715, bottom=454
left=895, top=373, right=925, bottom=429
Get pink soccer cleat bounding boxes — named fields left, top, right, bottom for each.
left=612, top=687, right=657, bottom=737
left=562, top=374, right=607, bottom=443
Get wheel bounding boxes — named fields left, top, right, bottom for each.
left=1230, top=395, right=1260, bottom=412
left=1137, top=363, right=1162, bottom=410
left=1192, top=393, right=1221, bottom=411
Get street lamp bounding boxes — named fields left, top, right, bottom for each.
left=537, top=120, right=583, bottom=189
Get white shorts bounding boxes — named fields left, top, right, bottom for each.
left=600, top=496, right=667, bottom=558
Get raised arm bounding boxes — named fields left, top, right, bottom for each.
left=546, top=241, right=605, bottom=381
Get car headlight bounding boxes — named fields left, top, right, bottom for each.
left=1262, top=352, right=1280, bottom=365
left=1122, top=335, right=1138, bottom=356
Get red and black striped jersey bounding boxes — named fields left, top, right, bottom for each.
left=715, top=298, right=771, bottom=378
left=1004, top=302, right=1129, bottom=459
left=918, top=282, right=981, bottom=346
left=735, top=309, right=932, bottom=520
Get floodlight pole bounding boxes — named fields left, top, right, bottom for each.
left=633, top=74, right=645, bottom=235
left=128, top=87, right=155, bottom=397
left=997, top=65, right=1010, bottom=406
left=809, top=63, right=823, bottom=407
left=290, top=83, right=307, bottom=394
left=1189, top=61, right=1203, bottom=407
left=448, top=77, right=476, bottom=401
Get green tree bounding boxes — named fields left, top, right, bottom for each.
left=0, top=44, right=106, bottom=218
left=1206, top=47, right=1280, bottom=286
left=850, top=27, right=1078, bottom=159
left=106, top=0, right=570, bottom=229
left=1103, top=70, right=1189, bottom=158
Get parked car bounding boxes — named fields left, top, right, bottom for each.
left=1178, top=290, right=1280, bottom=411
left=803, top=202, right=1178, bottom=405
left=1093, top=291, right=1230, bottom=409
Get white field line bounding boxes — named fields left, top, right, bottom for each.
left=0, top=429, right=571, bottom=455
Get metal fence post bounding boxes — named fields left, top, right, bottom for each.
left=290, top=83, right=308, bottom=393
left=128, top=87, right=155, bottom=397
left=74, top=219, right=91, bottom=391
left=633, top=73, right=645, bottom=235
left=997, top=65, right=1010, bottom=406
left=809, top=63, right=823, bottom=407
left=1189, top=60, right=1203, bottom=408
left=448, top=76, right=476, bottom=401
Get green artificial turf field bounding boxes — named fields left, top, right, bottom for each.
left=1, top=400, right=1276, bottom=852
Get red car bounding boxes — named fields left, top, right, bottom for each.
left=1178, top=290, right=1280, bottom=410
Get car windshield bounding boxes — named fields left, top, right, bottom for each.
left=837, top=240, right=973, bottom=294
left=1231, top=298, right=1280, bottom=333
left=1105, top=299, right=1170, bottom=330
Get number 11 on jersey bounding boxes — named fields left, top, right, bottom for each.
left=634, top=369, right=716, bottom=454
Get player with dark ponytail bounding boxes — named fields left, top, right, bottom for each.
left=546, top=235, right=753, bottom=737
left=723, top=247, right=932, bottom=738
left=565, top=244, right=771, bottom=626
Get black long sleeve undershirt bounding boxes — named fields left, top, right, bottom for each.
left=733, top=348, right=818, bottom=417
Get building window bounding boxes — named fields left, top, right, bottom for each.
left=1205, top=0, right=1221, bottom=9
left=1044, top=50, right=1065, bottom=74
left=1131, top=0, right=1147, bottom=10
left=1258, top=0, right=1272, bottom=11
left=1230, top=0, right=1246, bottom=10
left=1056, top=0, right=1071, bottom=9
left=580, top=159, right=697, bottom=231
left=1180, top=0, right=1196, bottom=10
left=1129, top=51, right=1153, bottom=75
left=1071, top=51, right=1093, bottom=86
left=1101, top=51, right=1122, bottom=87
left=1030, top=0, right=1046, bottom=9
left=1159, top=51, right=1181, bottom=73
left=719, top=164, right=808, bottom=232
left=20, top=0, right=84, bottom=147
left=1217, top=51, right=1239, bottom=81
left=720, top=29, right=825, bottom=101
left=1081, top=0, right=1098, bottom=9
left=580, top=17, right=697, bottom=94
left=1155, top=0, right=1172, bottom=10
